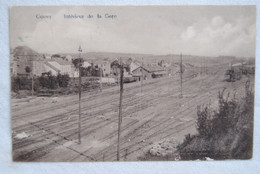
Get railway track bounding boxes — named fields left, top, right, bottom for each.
left=12, top=65, right=252, bottom=161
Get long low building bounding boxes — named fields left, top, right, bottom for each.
left=33, top=58, right=78, bottom=77
left=132, top=66, right=168, bottom=81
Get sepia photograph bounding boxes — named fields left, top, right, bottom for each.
left=10, top=5, right=256, bottom=162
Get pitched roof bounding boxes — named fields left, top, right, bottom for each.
left=94, top=60, right=110, bottom=65
left=45, top=62, right=60, bottom=72
left=13, top=46, right=39, bottom=57
left=51, top=58, right=71, bottom=65
left=133, top=66, right=165, bottom=73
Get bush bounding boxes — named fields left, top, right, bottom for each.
left=178, top=81, right=254, bottom=160
left=12, top=76, right=32, bottom=91
left=197, top=105, right=213, bottom=137
left=57, top=74, right=70, bottom=87
left=39, top=74, right=58, bottom=89
left=212, top=89, right=238, bottom=134
left=12, top=73, right=71, bottom=93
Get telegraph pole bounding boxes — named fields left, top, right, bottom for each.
left=141, top=57, right=144, bottom=93
left=31, top=61, right=34, bottom=96
left=205, top=58, right=208, bottom=75
left=78, top=45, right=82, bottom=144
left=100, top=68, right=103, bottom=92
left=117, top=58, right=124, bottom=161
left=203, top=57, right=205, bottom=74
left=180, top=53, right=183, bottom=98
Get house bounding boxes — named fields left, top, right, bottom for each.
left=82, top=61, right=91, bottom=68
left=44, top=61, right=60, bottom=76
left=72, top=70, right=80, bottom=78
left=111, top=59, right=121, bottom=76
left=47, top=58, right=72, bottom=76
left=15, top=55, right=37, bottom=76
left=129, top=61, right=141, bottom=74
left=158, top=60, right=170, bottom=68
left=132, top=66, right=167, bottom=81
left=111, top=59, right=129, bottom=77
left=65, top=55, right=73, bottom=62
left=95, top=60, right=111, bottom=77
left=10, top=61, right=18, bottom=77
left=32, top=58, right=74, bottom=77
left=14, top=56, right=44, bottom=76
left=126, top=58, right=141, bottom=74
left=10, top=54, right=17, bottom=76
left=43, top=54, right=52, bottom=60
left=29, top=60, right=58, bottom=76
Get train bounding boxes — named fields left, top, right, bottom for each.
left=123, top=76, right=137, bottom=83
left=225, top=63, right=255, bottom=82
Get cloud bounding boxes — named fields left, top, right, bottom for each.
left=178, top=15, right=256, bottom=57
left=180, top=26, right=196, bottom=41
left=211, top=16, right=225, bottom=28
left=13, top=8, right=256, bottom=57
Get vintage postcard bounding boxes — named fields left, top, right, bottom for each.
left=10, top=6, right=256, bottom=161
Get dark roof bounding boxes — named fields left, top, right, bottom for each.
left=52, top=58, right=71, bottom=65
left=133, top=66, right=165, bottom=73
left=93, top=60, right=110, bottom=65
left=13, top=46, right=39, bottom=57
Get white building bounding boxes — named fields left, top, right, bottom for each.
left=33, top=58, right=73, bottom=77
left=96, top=60, right=111, bottom=77
left=65, top=55, right=73, bottom=62
left=129, top=61, right=141, bottom=74
left=44, top=61, right=60, bottom=76
left=82, top=61, right=91, bottom=68
left=47, top=58, right=72, bottom=76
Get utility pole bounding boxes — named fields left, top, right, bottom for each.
left=170, top=53, right=174, bottom=94
left=180, top=53, right=183, bottom=98
left=141, top=57, right=144, bottom=93
left=117, top=58, right=124, bottom=161
left=78, top=45, right=82, bottom=144
left=205, top=58, right=208, bottom=75
left=200, top=57, right=203, bottom=77
left=100, top=68, right=103, bottom=92
left=31, top=61, right=34, bottom=97
left=204, top=57, right=206, bottom=74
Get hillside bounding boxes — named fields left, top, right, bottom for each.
left=11, top=46, right=253, bottom=68
left=63, top=52, right=238, bottom=67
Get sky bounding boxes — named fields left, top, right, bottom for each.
left=10, top=6, right=256, bottom=57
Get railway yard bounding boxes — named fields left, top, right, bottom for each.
left=11, top=63, right=254, bottom=161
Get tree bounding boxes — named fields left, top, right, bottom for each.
left=39, top=73, right=58, bottom=89
left=51, top=54, right=61, bottom=58
left=72, top=58, right=84, bottom=69
left=25, top=66, right=31, bottom=73
left=57, top=74, right=70, bottom=87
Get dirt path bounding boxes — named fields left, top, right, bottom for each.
left=12, top=64, right=252, bottom=161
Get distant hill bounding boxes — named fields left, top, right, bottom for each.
left=58, top=51, right=244, bottom=67
left=70, top=52, right=222, bottom=67
left=12, top=46, right=253, bottom=67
